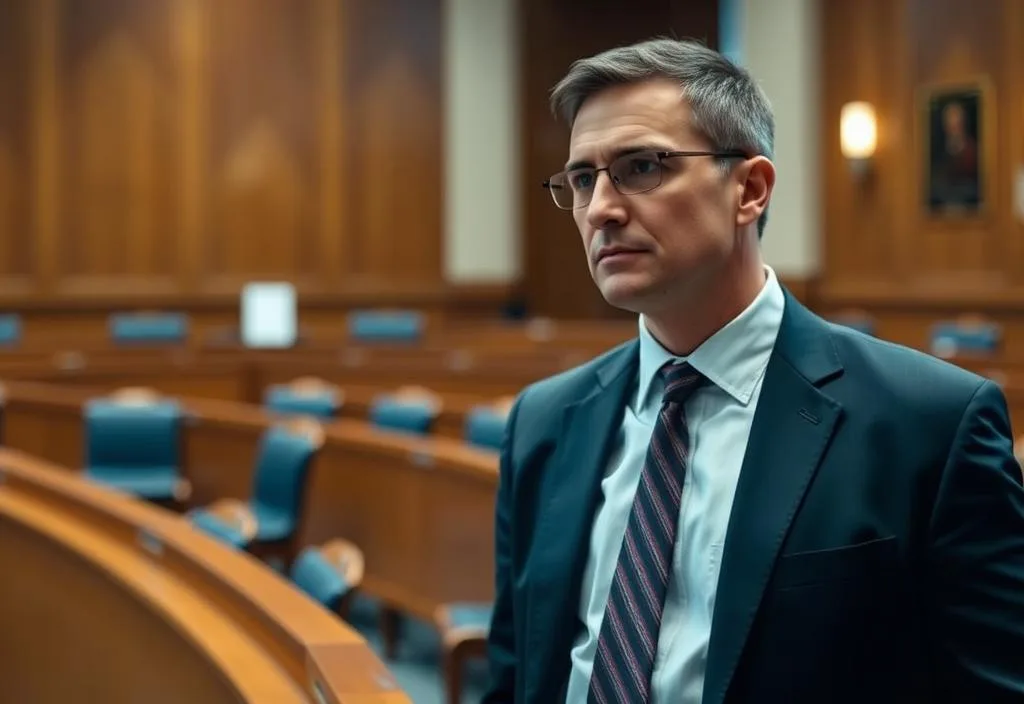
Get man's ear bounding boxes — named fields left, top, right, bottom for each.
left=736, top=156, right=775, bottom=229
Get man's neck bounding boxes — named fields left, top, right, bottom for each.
left=642, top=260, right=768, bottom=356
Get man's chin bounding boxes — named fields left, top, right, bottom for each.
left=596, top=275, right=653, bottom=313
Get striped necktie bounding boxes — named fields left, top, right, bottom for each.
left=588, top=361, right=705, bottom=704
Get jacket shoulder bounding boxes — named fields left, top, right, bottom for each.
left=517, top=338, right=636, bottom=410
left=825, top=321, right=990, bottom=404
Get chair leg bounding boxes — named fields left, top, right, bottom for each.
left=380, top=607, right=402, bottom=660
left=443, top=647, right=463, bottom=704
left=336, top=592, right=353, bottom=622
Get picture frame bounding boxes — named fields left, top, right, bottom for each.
left=919, top=79, right=993, bottom=217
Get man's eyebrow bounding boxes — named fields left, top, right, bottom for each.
left=563, top=144, right=670, bottom=172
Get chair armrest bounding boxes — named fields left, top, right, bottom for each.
left=318, top=538, right=365, bottom=591
left=434, top=603, right=493, bottom=650
left=173, top=478, right=193, bottom=503
left=204, top=498, right=258, bottom=543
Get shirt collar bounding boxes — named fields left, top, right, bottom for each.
left=637, top=265, right=785, bottom=411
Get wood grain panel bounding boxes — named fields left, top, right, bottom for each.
left=0, top=0, right=457, bottom=318
left=203, top=0, right=319, bottom=294
left=0, top=1, right=34, bottom=293
left=57, top=0, right=179, bottom=295
left=0, top=516, right=249, bottom=704
left=904, top=0, right=1007, bottom=279
left=821, top=0, right=1024, bottom=315
left=821, top=0, right=902, bottom=289
left=343, top=0, right=443, bottom=286
left=520, top=0, right=720, bottom=319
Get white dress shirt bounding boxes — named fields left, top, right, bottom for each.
left=565, top=266, right=786, bottom=704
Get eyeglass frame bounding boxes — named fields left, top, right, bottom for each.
left=541, top=149, right=749, bottom=210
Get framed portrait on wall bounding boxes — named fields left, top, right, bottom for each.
left=921, top=80, right=993, bottom=216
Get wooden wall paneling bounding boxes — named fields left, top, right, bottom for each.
left=821, top=0, right=902, bottom=294
left=1, top=0, right=454, bottom=322
left=315, top=0, right=346, bottom=292
left=1003, top=0, right=1024, bottom=288
left=56, top=0, right=180, bottom=298
left=31, top=0, right=59, bottom=297
left=903, top=0, right=1007, bottom=285
left=0, top=1, right=34, bottom=297
left=176, top=0, right=204, bottom=295
left=342, top=0, right=443, bottom=291
left=822, top=0, right=1024, bottom=312
left=202, top=0, right=320, bottom=295
left=520, top=0, right=719, bottom=319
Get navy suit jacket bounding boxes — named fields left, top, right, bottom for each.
left=483, top=291, right=1024, bottom=703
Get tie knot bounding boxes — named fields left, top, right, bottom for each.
left=660, top=362, right=705, bottom=405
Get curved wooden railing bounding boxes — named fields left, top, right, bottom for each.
left=0, top=446, right=409, bottom=704
left=1, top=380, right=500, bottom=625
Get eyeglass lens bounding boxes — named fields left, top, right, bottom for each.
left=548, top=151, right=665, bottom=209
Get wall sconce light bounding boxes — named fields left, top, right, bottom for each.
left=840, top=101, right=877, bottom=178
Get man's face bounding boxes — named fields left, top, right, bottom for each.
left=567, top=78, right=745, bottom=315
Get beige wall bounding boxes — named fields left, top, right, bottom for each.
left=444, top=0, right=522, bottom=283
left=743, top=0, right=820, bottom=277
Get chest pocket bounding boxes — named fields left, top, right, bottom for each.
left=771, top=536, right=898, bottom=591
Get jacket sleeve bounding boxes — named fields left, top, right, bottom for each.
left=481, top=393, right=524, bottom=703
left=928, top=379, right=1024, bottom=701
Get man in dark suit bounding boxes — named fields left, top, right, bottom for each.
left=483, top=37, right=1024, bottom=703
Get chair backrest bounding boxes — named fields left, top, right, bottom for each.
left=463, top=399, right=513, bottom=450
left=85, top=393, right=182, bottom=470
left=930, top=316, right=1000, bottom=357
left=109, top=312, right=189, bottom=345
left=250, top=419, right=324, bottom=519
left=289, top=546, right=348, bottom=609
left=0, top=314, right=21, bottom=346
left=369, top=386, right=441, bottom=435
left=263, top=377, right=342, bottom=419
left=347, top=309, right=424, bottom=343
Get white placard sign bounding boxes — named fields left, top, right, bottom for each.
left=240, top=282, right=297, bottom=349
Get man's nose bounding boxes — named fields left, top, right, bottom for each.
left=586, top=172, right=628, bottom=229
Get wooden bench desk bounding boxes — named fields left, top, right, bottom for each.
left=1, top=381, right=501, bottom=628
left=0, top=447, right=409, bottom=704
left=0, top=344, right=556, bottom=409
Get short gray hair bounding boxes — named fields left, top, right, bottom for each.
left=550, top=37, right=774, bottom=238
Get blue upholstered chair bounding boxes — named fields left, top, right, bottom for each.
left=436, top=602, right=494, bottom=704
left=347, top=310, right=424, bottom=344
left=930, top=317, right=1000, bottom=358
left=0, top=314, right=21, bottom=346
left=109, top=312, right=189, bottom=345
left=188, top=510, right=251, bottom=549
left=369, top=386, right=442, bottom=435
left=463, top=398, right=513, bottom=451
left=263, top=377, right=342, bottom=419
left=83, top=388, right=190, bottom=502
left=187, top=418, right=324, bottom=553
left=289, top=538, right=364, bottom=615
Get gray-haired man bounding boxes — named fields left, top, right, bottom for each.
left=483, top=37, right=1024, bottom=704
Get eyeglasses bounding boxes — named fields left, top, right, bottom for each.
left=542, top=149, right=748, bottom=210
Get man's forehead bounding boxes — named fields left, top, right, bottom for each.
left=568, top=130, right=669, bottom=161
left=568, top=81, right=692, bottom=157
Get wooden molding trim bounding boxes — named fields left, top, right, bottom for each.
left=817, top=280, right=1024, bottom=311
left=0, top=280, right=521, bottom=319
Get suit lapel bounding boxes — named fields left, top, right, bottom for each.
left=525, top=341, right=638, bottom=699
left=702, top=294, right=845, bottom=704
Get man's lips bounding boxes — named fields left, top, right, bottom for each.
left=596, top=246, right=646, bottom=262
